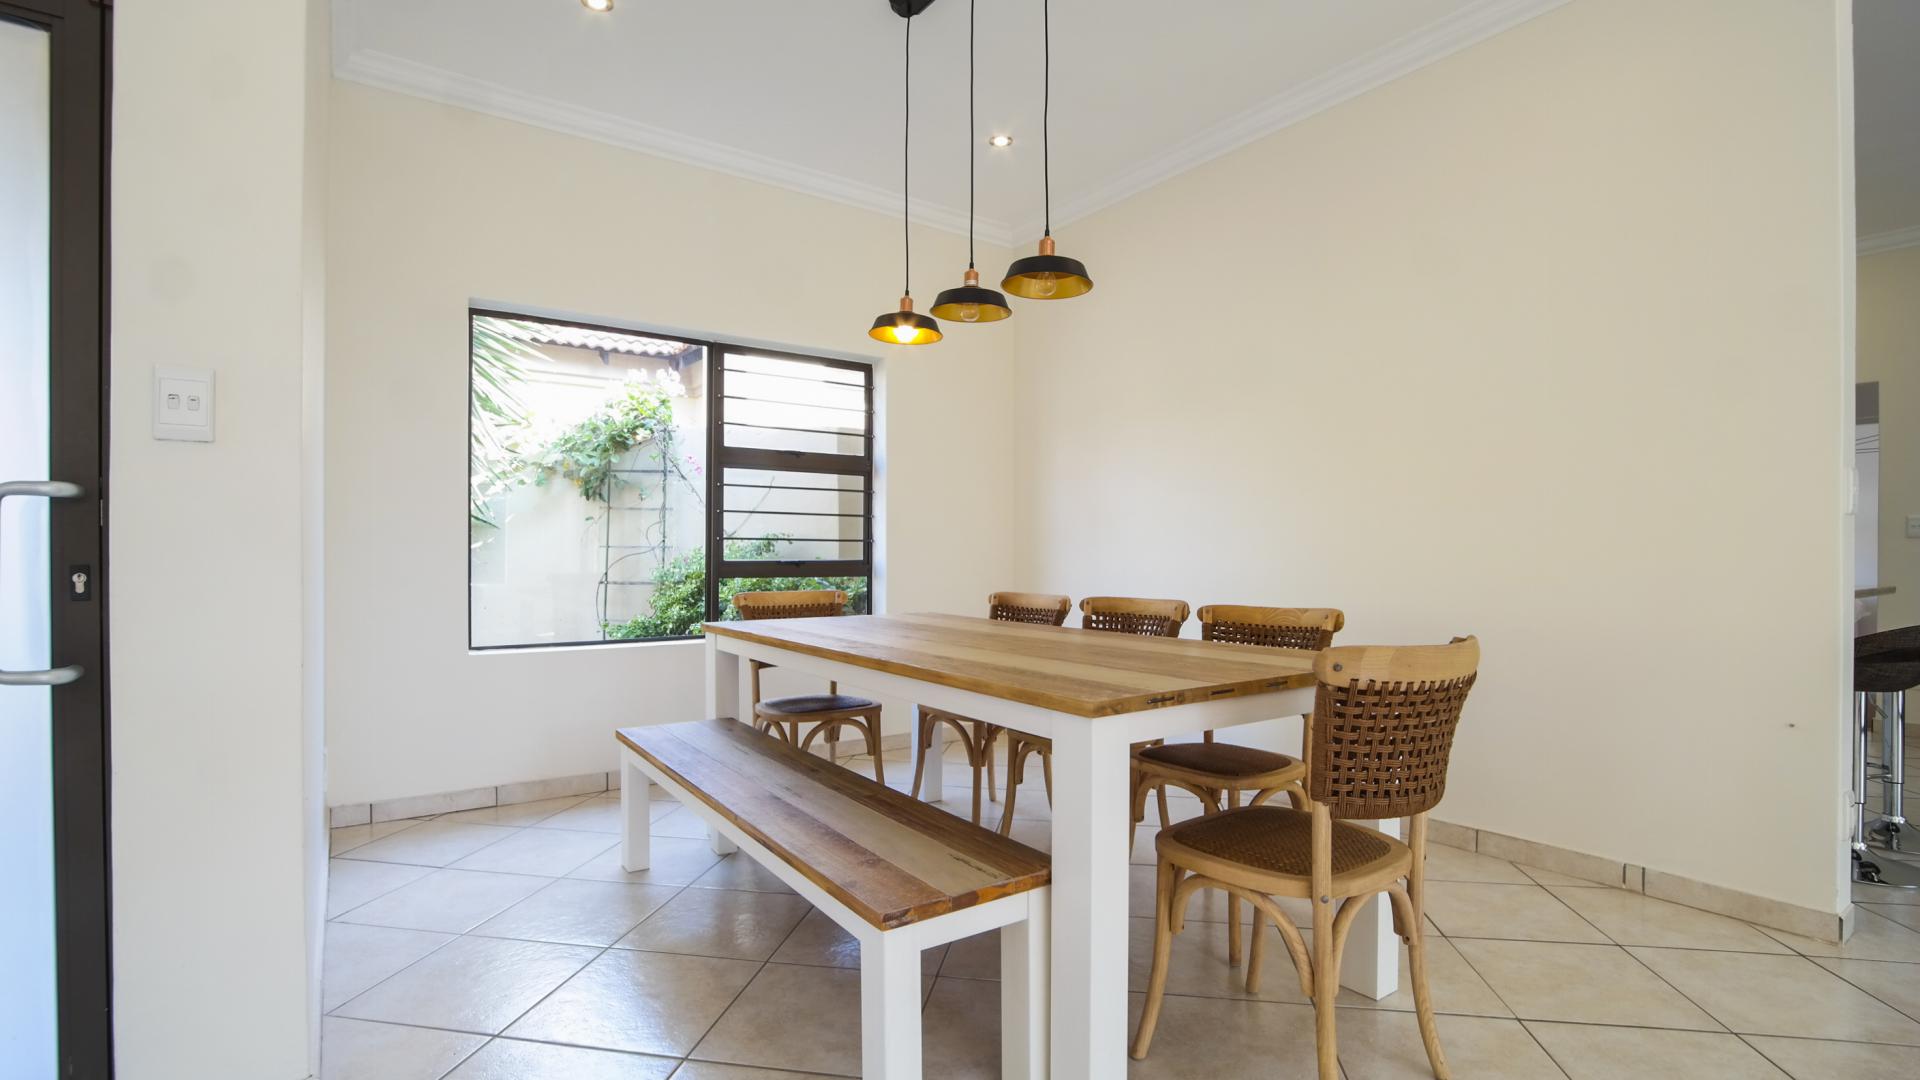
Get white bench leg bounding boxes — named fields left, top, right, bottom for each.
left=861, top=932, right=923, bottom=1079
left=1001, top=892, right=1050, bottom=1080
left=620, top=755, right=650, bottom=872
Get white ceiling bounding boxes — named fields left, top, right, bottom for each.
left=333, top=0, right=1570, bottom=245
left=1857, top=0, right=1920, bottom=249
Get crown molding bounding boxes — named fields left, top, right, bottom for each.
left=1859, top=225, right=1920, bottom=256
left=332, top=47, right=1018, bottom=248
left=1023, top=0, right=1573, bottom=239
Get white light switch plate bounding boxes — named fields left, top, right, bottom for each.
left=1907, top=514, right=1920, bottom=540
left=153, top=365, right=214, bottom=442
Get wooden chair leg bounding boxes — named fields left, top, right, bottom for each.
left=1130, top=859, right=1178, bottom=1061
left=1392, top=887, right=1449, bottom=1078
left=865, top=715, right=884, bottom=784
left=1246, top=904, right=1265, bottom=993
left=908, top=710, right=934, bottom=798
left=980, top=723, right=1000, bottom=802
left=1226, top=788, right=1243, bottom=967
left=1311, top=889, right=1340, bottom=1080
left=967, top=732, right=986, bottom=826
left=1156, top=781, right=1171, bottom=828
left=998, top=739, right=1026, bottom=837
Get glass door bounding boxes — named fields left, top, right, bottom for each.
left=0, top=0, right=110, bottom=1075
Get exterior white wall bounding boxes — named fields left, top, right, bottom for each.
left=1013, top=0, right=1854, bottom=915
left=110, top=0, right=326, bottom=1075
left=324, top=82, right=1022, bottom=807
left=1859, top=246, right=1920, bottom=631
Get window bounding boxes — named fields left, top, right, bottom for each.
left=468, top=311, right=872, bottom=649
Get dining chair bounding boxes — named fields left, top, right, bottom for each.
left=998, top=595, right=1191, bottom=835
left=908, top=592, right=1071, bottom=825
left=1128, top=605, right=1344, bottom=967
left=732, top=589, right=885, bottom=779
left=1131, top=636, right=1481, bottom=1080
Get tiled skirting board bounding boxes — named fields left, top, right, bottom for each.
left=327, top=734, right=913, bottom=829
left=1430, top=817, right=1855, bottom=945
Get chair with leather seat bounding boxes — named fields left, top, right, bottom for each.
left=733, top=589, right=884, bottom=780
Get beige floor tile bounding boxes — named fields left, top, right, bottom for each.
left=1334, top=935, right=1513, bottom=1019
left=326, top=858, right=432, bottom=918
left=1762, top=907, right=1920, bottom=964
left=1865, top=903, right=1920, bottom=931
left=506, top=948, right=759, bottom=1056
left=918, top=975, right=1006, bottom=1079
left=1423, top=844, right=1536, bottom=885
left=321, top=922, right=454, bottom=1012
left=332, top=934, right=598, bottom=1034
left=649, top=806, right=718, bottom=840
left=1525, top=1022, right=1786, bottom=1078
left=329, top=817, right=430, bottom=856
left=535, top=796, right=626, bottom=834
left=1548, top=887, right=1791, bottom=953
left=337, top=820, right=520, bottom=867
left=1452, top=940, right=1719, bottom=1030
left=471, top=878, right=681, bottom=946
left=319, top=1016, right=484, bottom=1080
left=1423, top=882, right=1609, bottom=944
left=689, top=962, right=878, bottom=1076
left=1518, top=864, right=1609, bottom=888
left=671, top=1064, right=844, bottom=1080
left=939, top=928, right=1001, bottom=981
left=333, top=868, right=551, bottom=934
left=440, top=1037, right=678, bottom=1079
left=437, top=796, right=592, bottom=828
left=1129, top=864, right=1236, bottom=924
left=1127, top=915, right=1308, bottom=1004
left=1005, top=817, right=1052, bottom=853
left=690, top=853, right=799, bottom=894
left=767, top=908, right=947, bottom=975
left=1813, top=957, right=1920, bottom=1021
left=614, top=886, right=809, bottom=961
left=1124, top=991, right=1322, bottom=1078
left=449, top=827, right=618, bottom=877
left=568, top=836, right=724, bottom=887
left=1854, top=879, right=1920, bottom=907
left=1132, top=825, right=1158, bottom=865
left=1335, top=1011, right=1563, bottom=1079
left=1628, top=947, right=1920, bottom=1044
left=1742, top=1035, right=1920, bottom=1079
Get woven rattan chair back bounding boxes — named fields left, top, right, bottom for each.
left=1307, top=636, right=1479, bottom=821
left=733, top=589, right=849, bottom=621
left=1198, top=606, right=1345, bottom=650
left=1080, top=596, right=1190, bottom=638
left=988, top=591, right=1072, bottom=626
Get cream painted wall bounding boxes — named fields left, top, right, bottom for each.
left=1860, top=245, right=1920, bottom=631
left=111, top=0, right=324, bottom=1075
left=1014, top=0, right=1854, bottom=914
left=324, top=82, right=1021, bottom=807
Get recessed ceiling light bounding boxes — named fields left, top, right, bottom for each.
left=581, top=0, right=614, bottom=11
left=988, top=134, right=1014, bottom=148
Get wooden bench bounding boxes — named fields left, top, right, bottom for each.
left=616, top=719, right=1052, bottom=1079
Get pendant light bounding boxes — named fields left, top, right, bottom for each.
left=1002, top=0, right=1092, bottom=300
left=869, top=9, right=943, bottom=346
left=931, top=0, right=1012, bottom=324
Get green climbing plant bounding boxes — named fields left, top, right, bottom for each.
left=525, top=379, right=681, bottom=505
left=602, top=537, right=869, bottom=640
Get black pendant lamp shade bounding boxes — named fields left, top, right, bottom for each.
left=931, top=0, right=1012, bottom=324
left=1002, top=0, right=1092, bottom=300
left=869, top=5, right=940, bottom=346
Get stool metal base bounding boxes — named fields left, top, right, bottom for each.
left=1855, top=849, right=1920, bottom=889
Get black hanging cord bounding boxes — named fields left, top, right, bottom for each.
left=967, top=0, right=976, bottom=269
left=903, top=14, right=913, bottom=297
left=1042, top=0, right=1051, bottom=237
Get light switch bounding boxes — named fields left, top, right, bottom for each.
left=1908, top=515, right=1920, bottom=540
left=153, top=366, right=214, bottom=442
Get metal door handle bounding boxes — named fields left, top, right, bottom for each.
left=1, top=480, right=86, bottom=686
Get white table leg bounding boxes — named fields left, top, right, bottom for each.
left=1340, top=817, right=1402, bottom=999
left=620, top=754, right=651, bottom=872
left=704, top=638, right=740, bottom=855
left=861, top=930, right=923, bottom=1079
left=1046, top=721, right=1130, bottom=1080
left=1001, top=890, right=1050, bottom=1080
left=911, top=706, right=945, bottom=800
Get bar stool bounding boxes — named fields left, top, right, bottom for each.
left=908, top=592, right=1071, bottom=825
left=733, top=589, right=884, bottom=779
left=1853, top=625, right=1920, bottom=889
left=999, top=596, right=1190, bottom=835
left=1130, top=606, right=1344, bottom=966
left=1132, top=636, right=1481, bottom=1080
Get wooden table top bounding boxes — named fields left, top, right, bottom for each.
left=703, top=612, right=1318, bottom=718
left=618, top=720, right=1050, bottom=929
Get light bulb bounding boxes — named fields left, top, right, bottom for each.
left=1032, top=276, right=1058, bottom=298
left=956, top=303, right=981, bottom=323
left=581, top=0, right=614, bottom=11
left=890, top=323, right=918, bottom=344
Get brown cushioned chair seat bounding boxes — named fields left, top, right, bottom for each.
left=1157, top=805, right=1408, bottom=885
left=1135, top=741, right=1303, bottom=781
left=756, top=693, right=879, bottom=716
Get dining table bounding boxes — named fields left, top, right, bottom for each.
left=701, top=611, right=1402, bottom=1079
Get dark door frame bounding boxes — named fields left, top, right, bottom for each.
left=2, top=0, right=113, bottom=1075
